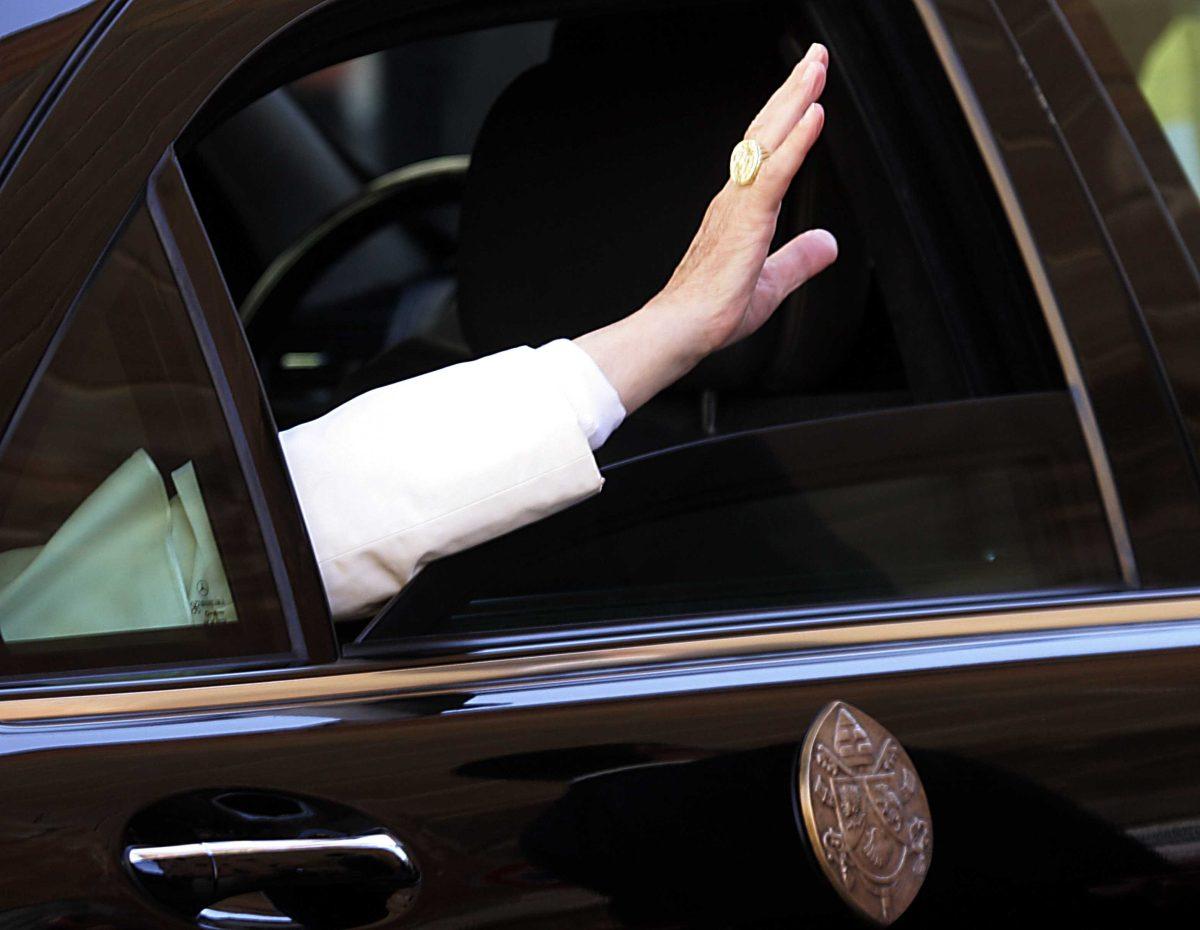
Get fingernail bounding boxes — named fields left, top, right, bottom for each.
left=814, top=229, right=838, bottom=258
left=805, top=42, right=820, bottom=60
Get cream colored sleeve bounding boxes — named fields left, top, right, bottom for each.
left=280, top=345, right=618, bottom=620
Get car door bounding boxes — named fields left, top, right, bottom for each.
left=4, top=1, right=1200, bottom=930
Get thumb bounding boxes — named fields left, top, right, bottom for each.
left=757, top=228, right=838, bottom=311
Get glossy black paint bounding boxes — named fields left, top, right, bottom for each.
left=2, top=640, right=1200, bottom=927
left=2, top=0, right=1200, bottom=928
left=0, top=0, right=107, bottom=184
left=1049, top=0, right=1200, bottom=509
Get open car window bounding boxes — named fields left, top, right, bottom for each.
left=179, top=1, right=1126, bottom=648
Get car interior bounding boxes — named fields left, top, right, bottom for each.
left=180, top=0, right=1121, bottom=650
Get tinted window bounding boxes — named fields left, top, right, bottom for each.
left=0, top=205, right=292, bottom=678
left=386, top=395, right=1118, bottom=636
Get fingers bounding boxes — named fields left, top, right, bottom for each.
left=745, top=43, right=827, bottom=147
left=745, top=43, right=828, bottom=152
left=757, top=228, right=839, bottom=311
left=752, top=99, right=825, bottom=202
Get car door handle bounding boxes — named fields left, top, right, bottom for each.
left=126, top=831, right=417, bottom=886
left=125, top=832, right=420, bottom=928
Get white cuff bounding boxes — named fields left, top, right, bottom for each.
left=535, top=339, right=627, bottom=450
left=281, top=346, right=605, bottom=619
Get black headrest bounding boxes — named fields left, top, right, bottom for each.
left=459, top=8, right=868, bottom=392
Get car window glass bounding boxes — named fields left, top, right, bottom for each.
left=1091, top=0, right=1200, bottom=198
left=388, top=394, right=1118, bottom=636
left=0, top=204, right=292, bottom=678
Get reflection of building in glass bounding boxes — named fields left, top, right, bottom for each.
left=0, top=452, right=237, bottom=642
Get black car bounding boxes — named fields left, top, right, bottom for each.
left=0, top=0, right=1199, bottom=927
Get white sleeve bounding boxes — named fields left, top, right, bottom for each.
left=534, top=339, right=627, bottom=449
left=280, top=344, right=623, bottom=620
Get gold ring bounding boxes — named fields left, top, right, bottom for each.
left=730, top=138, right=770, bottom=186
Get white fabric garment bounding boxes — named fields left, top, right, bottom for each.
left=281, top=340, right=626, bottom=620
left=0, top=450, right=236, bottom=642
left=533, top=339, right=627, bottom=450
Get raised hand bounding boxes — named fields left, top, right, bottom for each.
left=576, top=44, right=837, bottom=413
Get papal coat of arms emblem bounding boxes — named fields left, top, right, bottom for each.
left=797, top=701, right=932, bottom=925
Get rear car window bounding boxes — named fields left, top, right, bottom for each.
left=0, top=206, right=292, bottom=678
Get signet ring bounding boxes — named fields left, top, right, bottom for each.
left=729, top=138, right=770, bottom=186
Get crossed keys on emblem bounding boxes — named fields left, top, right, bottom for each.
left=801, top=704, right=932, bottom=925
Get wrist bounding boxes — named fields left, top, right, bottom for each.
left=573, top=296, right=710, bottom=414
left=635, top=294, right=712, bottom=377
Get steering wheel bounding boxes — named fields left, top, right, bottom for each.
left=240, top=154, right=470, bottom=355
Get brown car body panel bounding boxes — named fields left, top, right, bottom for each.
left=0, top=1, right=109, bottom=178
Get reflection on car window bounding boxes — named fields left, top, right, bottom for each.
left=393, top=394, right=1119, bottom=634
left=0, top=206, right=288, bottom=673
left=1093, top=0, right=1200, bottom=197
left=0, top=449, right=236, bottom=641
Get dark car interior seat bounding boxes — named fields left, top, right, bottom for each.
left=458, top=10, right=877, bottom=462
left=189, top=91, right=453, bottom=427
left=187, top=4, right=932, bottom=448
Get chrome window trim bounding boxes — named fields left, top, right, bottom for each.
left=1, top=590, right=1198, bottom=722
left=912, top=0, right=1139, bottom=587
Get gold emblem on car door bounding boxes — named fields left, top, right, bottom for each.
left=797, top=701, right=932, bottom=925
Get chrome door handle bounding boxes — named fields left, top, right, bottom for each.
left=125, top=832, right=420, bottom=926
left=127, top=832, right=417, bottom=881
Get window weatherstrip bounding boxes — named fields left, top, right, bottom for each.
left=1, top=591, right=1198, bottom=722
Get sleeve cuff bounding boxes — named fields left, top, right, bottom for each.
left=280, top=346, right=605, bottom=619
left=535, top=339, right=627, bottom=449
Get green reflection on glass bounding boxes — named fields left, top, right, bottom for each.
left=1094, top=1, right=1200, bottom=198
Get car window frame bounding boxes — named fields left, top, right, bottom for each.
left=337, top=0, right=1140, bottom=653
left=0, top=152, right=337, bottom=689
left=1046, top=0, right=1200, bottom=517
left=166, top=0, right=1194, bottom=653
left=146, top=151, right=338, bottom=666
left=3, top=0, right=1200, bottom=704
left=922, top=0, right=1200, bottom=588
